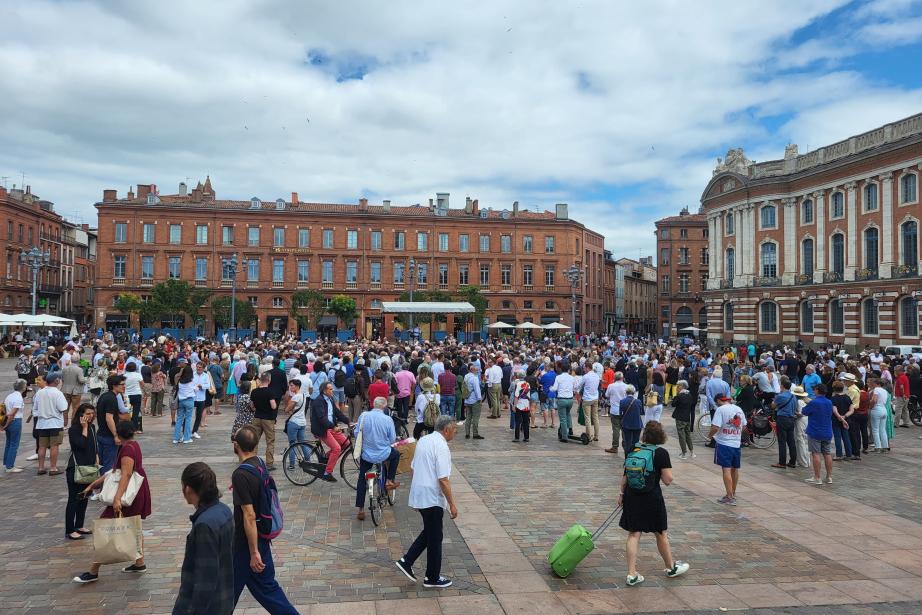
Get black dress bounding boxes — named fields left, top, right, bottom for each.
left=619, top=447, right=671, bottom=534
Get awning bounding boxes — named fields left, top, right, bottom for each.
left=318, top=315, right=339, bottom=326
left=381, top=301, right=475, bottom=314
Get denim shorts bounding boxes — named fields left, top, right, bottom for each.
left=714, top=443, right=741, bottom=469
left=332, top=388, right=346, bottom=404
left=808, top=437, right=832, bottom=455
left=529, top=392, right=539, bottom=403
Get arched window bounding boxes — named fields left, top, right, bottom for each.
left=801, top=199, right=814, bottom=224
left=831, top=191, right=845, bottom=218
left=829, top=299, right=844, bottom=335
left=802, top=238, right=814, bottom=277
left=724, top=303, right=734, bottom=331
left=675, top=306, right=693, bottom=329
left=725, top=247, right=735, bottom=280
left=369, top=298, right=383, bottom=309
left=725, top=212, right=735, bottom=235
left=831, top=233, right=845, bottom=277
left=864, top=183, right=878, bottom=211
left=760, top=301, right=778, bottom=333
left=863, top=298, right=879, bottom=336
left=800, top=300, right=814, bottom=333
left=902, top=220, right=918, bottom=268
left=761, top=204, right=777, bottom=229
left=900, top=297, right=918, bottom=338
left=761, top=242, right=777, bottom=278
left=864, top=227, right=879, bottom=272
left=902, top=173, right=918, bottom=204
left=698, top=307, right=708, bottom=328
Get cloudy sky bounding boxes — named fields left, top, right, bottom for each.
left=2, top=0, right=922, bottom=258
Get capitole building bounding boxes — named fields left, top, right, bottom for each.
left=701, top=113, right=922, bottom=349
left=93, top=178, right=605, bottom=337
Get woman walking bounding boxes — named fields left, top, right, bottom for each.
left=643, top=371, right=665, bottom=425
left=511, top=370, right=531, bottom=443
left=65, top=403, right=98, bottom=540
left=868, top=377, right=891, bottom=452
left=231, top=380, right=255, bottom=441
left=174, top=364, right=196, bottom=444
left=149, top=363, right=167, bottom=417
left=619, top=420, right=689, bottom=586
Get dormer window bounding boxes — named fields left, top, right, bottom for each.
left=276, top=199, right=286, bottom=210
left=250, top=197, right=261, bottom=209
left=146, top=194, right=159, bottom=205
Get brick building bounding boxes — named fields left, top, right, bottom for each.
left=94, top=180, right=606, bottom=336
left=62, top=221, right=97, bottom=324
left=603, top=250, right=616, bottom=333
left=655, top=208, right=709, bottom=338
left=0, top=184, right=66, bottom=314
left=614, top=256, right=657, bottom=335
left=702, top=113, right=922, bottom=349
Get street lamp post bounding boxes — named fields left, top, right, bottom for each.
left=408, top=257, right=416, bottom=335
left=20, top=247, right=50, bottom=315
left=564, top=263, right=583, bottom=335
left=221, top=253, right=242, bottom=343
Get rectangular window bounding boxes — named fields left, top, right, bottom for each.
left=501, top=263, right=512, bottom=285
left=830, top=300, right=844, bottom=334
left=297, top=260, right=309, bottom=282
left=371, top=231, right=382, bottom=251
left=545, top=266, right=555, bottom=287
left=501, top=235, right=511, bottom=253
left=479, top=235, right=489, bottom=252
left=249, top=296, right=258, bottom=307
left=114, top=222, right=127, bottom=243
left=195, top=258, right=207, bottom=281
left=196, top=225, right=208, bottom=245
left=679, top=228, right=688, bottom=239
left=248, top=227, right=260, bottom=246
left=660, top=229, right=669, bottom=239
left=523, top=265, right=533, bottom=286
left=417, top=263, right=428, bottom=284
left=346, top=261, right=357, bottom=283
left=143, top=223, right=155, bottom=244
left=298, top=228, right=310, bottom=248
left=458, top=264, right=469, bottom=285
left=114, top=255, right=126, bottom=278
left=322, top=229, right=334, bottom=249
left=221, top=259, right=233, bottom=281
left=459, top=234, right=469, bottom=252
left=272, top=258, right=285, bottom=283
left=523, top=235, right=533, bottom=253
left=394, top=231, right=405, bottom=251
left=679, top=273, right=689, bottom=293
left=394, top=262, right=405, bottom=284
left=662, top=275, right=670, bottom=293
left=347, top=230, right=358, bottom=249
left=479, top=263, right=490, bottom=285
left=701, top=248, right=709, bottom=265
left=660, top=248, right=669, bottom=265
left=18, top=224, right=23, bottom=243
left=247, top=259, right=260, bottom=281
left=168, top=224, right=181, bottom=244
left=168, top=256, right=181, bottom=279
left=761, top=205, right=777, bottom=229
left=438, top=233, right=449, bottom=252
left=417, top=232, right=428, bottom=252
left=221, top=226, right=233, bottom=245
left=274, top=228, right=285, bottom=247
left=544, top=236, right=555, bottom=254
left=438, top=263, right=448, bottom=285
left=370, top=262, right=382, bottom=283
left=6, top=221, right=11, bottom=240
left=678, top=247, right=689, bottom=265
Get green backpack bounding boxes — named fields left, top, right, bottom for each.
left=623, top=444, right=658, bottom=493
left=423, top=394, right=440, bottom=427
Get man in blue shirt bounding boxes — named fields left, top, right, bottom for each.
left=463, top=364, right=484, bottom=439
left=539, top=364, right=557, bottom=429
left=801, top=365, right=821, bottom=398
left=770, top=377, right=798, bottom=469
left=802, top=384, right=834, bottom=485
left=353, top=397, right=401, bottom=521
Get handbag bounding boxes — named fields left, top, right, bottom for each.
left=99, top=468, right=145, bottom=506
left=352, top=414, right=364, bottom=461
left=93, top=514, right=143, bottom=564
left=72, top=426, right=101, bottom=484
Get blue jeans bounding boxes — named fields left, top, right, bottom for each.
left=832, top=420, right=852, bottom=458
left=3, top=419, right=22, bottom=469
left=440, top=395, right=455, bottom=417
left=285, top=422, right=308, bottom=467
left=174, top=398, right=195, bottom=442
left=557, top=398, right=574, bottom=440
left=97, top=434, right=117, bottom=473
left=233, top=540, right=298, bottom=615
left=355, top=447, right=401, bottom=509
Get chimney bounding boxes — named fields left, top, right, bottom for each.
left=137, top=184, right=151, bottom=199
left=465, top=197, right=472, bottom=213
left=512, top=200, right=519, bottom=216
left=359, top=197, right=368, bottom=210
left=472, top=199, right=479, bottom=215
left=178, top=182, right=187, bottom=196
left=555, top=203, right=568, bottom=220
left=0, top=186, right=6, bottom=198
left=291, top=192, right=299, bottom=204
left=436, top=192, right=449, bottom=210
left=25, top=185, right=31, bottom=195
left=151, top=183, right=158, bottom=195
left=103, top=189, right=117, bottom=202
left=382, top=199, right=391, bottom=213
left=191, top=188, right=202, bottom=201
left=428, top=198, right=434, bottom=211
left=127, top=187, right=135, bottom=200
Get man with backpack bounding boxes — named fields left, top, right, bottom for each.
left=230, top=425, right=298, bottom=614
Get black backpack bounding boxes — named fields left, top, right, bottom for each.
left=334, top=368, right=347, bottom=389
left=344, top=376, right=358, bottom=398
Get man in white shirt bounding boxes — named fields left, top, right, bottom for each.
left=485, top=360, right=503, bottom=418
left=2, top=379, right=27, bottom=473
left=395, top=416, right=458, bottom=589
left=581, top=364, right=602, bottom=442
left=605, top=372, right=628, bottom=454
left=708, top=394, right=747, bottom=506
left=32, top=372, right=69, bottom=475
left=551, top=362, right=576, bottom=443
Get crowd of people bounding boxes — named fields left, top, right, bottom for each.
left=1, top=329, right=919, bottom=606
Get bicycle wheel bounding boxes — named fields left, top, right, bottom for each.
left=386, top=473, right=397, bottom=506
left=910, top=405, right=922, bottom=427
left=369, top=476, right=382, bottom=527
left=282, top=441, right=322, bottom=486
left=694, top=413, right=711, bottom=443
left=751, top=430, right=776, bottom=449
left=396, top=422, right=409, bottom=440
left=340, top=448, right=360, bottom=490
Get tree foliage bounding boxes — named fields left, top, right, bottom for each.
left=455, top=285, right=487, bottom=327
left=290, top=289, right=326, bottom=330
left=328, top=294, right=357, bottom=326
left=210, top=297, right=255, bottom=329
left=114, top=293, right=144, bottom=327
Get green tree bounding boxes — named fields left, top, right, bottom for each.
left=114, top=293, right=143, bottom=328
left=210, top=297, right=255, bottom=329
left=455, top=285, right=487, bottom=328
left=290, top=289, right=325, bottom=330
left=328, top=294, right=357, bottom=327
left=149, top=279, right=212, bottom=327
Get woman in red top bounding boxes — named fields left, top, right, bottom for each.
left=73, top=420, right=152, bottom=583
left=367, top=370, right=391, bottom=408
left=894, top=365, right=911, bottom=427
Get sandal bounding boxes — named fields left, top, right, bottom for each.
left=49, top=469, right=63, bottom=476
left=37, top=469, right=48, bottom=475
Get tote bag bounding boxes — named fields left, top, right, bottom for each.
left=99, top=469, right=145, bottom=506
left=93, top=515, right=143, bottom=564
left=352, top=414, right=365, bottom=461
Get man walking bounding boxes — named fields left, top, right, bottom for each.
left=249, top=372, right=279, bottom=471
left=463, top=363, right=483, bottom=439
left=395, top=416, right=458, bottom=589
left=485, top=358, right=503, bottom=418
left=708, top=394, right=746, bottom=506
left=33, top=373, right=69, bottom=476
left=604, top=372, right=627, bottom=454
left=771, top=377, right=798, bottom=469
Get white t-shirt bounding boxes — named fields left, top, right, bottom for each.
left=712, top=403, right=747, bottom=449
left=606, top=381, right=628, bottom=413
left=4, top=391, right=24, bottom=421
left=872, top=386, right=889, bottom=409
left=289, top=392, right=307, bottom=427
left=124, top=371, right=144, bottom=396
left=33, top=386, right=68, bottom=430
left=408, top=431, right=452, bottom=510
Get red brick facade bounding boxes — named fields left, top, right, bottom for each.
left=655, top=210, right=709, bottom=338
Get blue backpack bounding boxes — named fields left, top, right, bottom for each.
left=239, top=459, right=284, bottom=540
left=623, top=444, right=658, bottom=493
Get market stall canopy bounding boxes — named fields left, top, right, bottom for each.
left=542, top=322, right=571, bottom=330
left=381, top=301, right=475, bottom=314
left=0, top=314, right=76, bottom=326
left=488, top=321, right=514, bottom=329
left=516, top=322, right=543, bottom=329
left=680, top=326, right=708, bottom=333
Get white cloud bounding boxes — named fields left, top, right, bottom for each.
left=0, top=0, right=920, bottom=258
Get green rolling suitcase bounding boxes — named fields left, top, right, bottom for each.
left=547, top=506, right=621, bottom=578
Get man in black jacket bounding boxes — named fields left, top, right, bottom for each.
left=670, top=380, right=696, bottom=459
left=309, top=382, right=351, bottom=482
left=267, top=359, right=288, bottom=404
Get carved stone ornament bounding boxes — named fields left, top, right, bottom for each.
left=722, top=179, right=736, bottom=193
left=844, top=181, right=857, bottom=190
left=723, top=294, right=728, bottom=300
left=879, top=171, right=893, bottom=182
left=713, top=148, right=752, bottom=176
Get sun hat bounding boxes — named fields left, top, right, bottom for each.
left=792, top=385, right=808, bottom=398
left=421, top=377, right=435, bottom=392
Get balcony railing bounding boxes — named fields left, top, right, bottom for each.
left=438, top=283, right=448, bottom=290
left=272, top=280, right=285, bottom=288
left=113, top=278, right=125, bottom=286
left=545, top=285, right=555, bottom=292
left=321, top=281, right=333, bottom=289
left=823, top=271, right=843, bottom=283
left=140, top=279, right=153, bottom=287
left=370, top=282, right=382, bottom=290
left=756, top=276, right=780, bottom=287
left=502, top=284, right=512, bottom=291
left=718, top=278, right=733, bottom=289
left=855, top=268, right=878, bottom=281
left=346, top=281, right=357, bottom=290
left=39, top=284, right=64, bottom=294
left=220, top=280, right=233, bottom=287
left=297, top=280, right=309, bottom=288
left=523, top=284, right=533, bottom=291
left=195, top=279, right=207, bottom=287
left=394, top=283, right=404, bottom=290
left=796, top=273, right=814, bottom=285
left=246, top=280, right=259, bottom=287
left=896, top=264, right=919, bottom=278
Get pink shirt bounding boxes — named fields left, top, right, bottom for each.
left=394, top=370, right=417, bottom=399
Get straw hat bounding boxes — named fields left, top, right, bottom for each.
left=839, top=372, right=857, bottom=382
left=791, top=385, right=808, bottom=398
left=421, top=377, right=435, bottom=392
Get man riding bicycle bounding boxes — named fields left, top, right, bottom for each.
left=309, top=381, right=351, bottom=483
left=353, top=396, right=402, bottom=521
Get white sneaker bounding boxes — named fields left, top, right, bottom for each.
left=666, top=561, right=690, bottom=578
left=172, top=440, right=179, bottom=444
left=824, top=477, right=833, bottom=484
left=192, top=433, right=201, bottom=439
left=5, top=467, right=23, bottom=474
left=626, top=573, right=645, bottom=586
left=691, top=453, right=697, bottom=459
left=678, top=453, right=687, bottom=460
left=26, top=453, right=39, bottom=461
left=805, top=477, right=822, bottom=485
left=182, top=439, right=194, bottom=444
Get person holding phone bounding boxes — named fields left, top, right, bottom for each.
left=65, top=403, right=98, bottom=540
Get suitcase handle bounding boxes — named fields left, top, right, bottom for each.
left=591, top=505, right=622, bottom=541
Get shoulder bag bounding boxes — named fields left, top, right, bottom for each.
left=99, top=467, right=145, bottom=506
left=352, top=413, right=365, bottom=461
left=72, top=426, right=101, bottom=485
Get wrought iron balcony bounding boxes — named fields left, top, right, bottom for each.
left=855, top=268, right=878, bottom=281
left=823, top=271, right=842, bottom=283
left=895, top=264, right=919, bottom=278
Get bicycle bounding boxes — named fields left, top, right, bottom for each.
left=745, top=410, right=777, bottom=449
left=909, top=395, right=922, bottom=426
left=282, top=428, right=361, bottom=489
left=390, top=409, right=409, bottom=440
left=365, top=460, right=397, bottom=527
